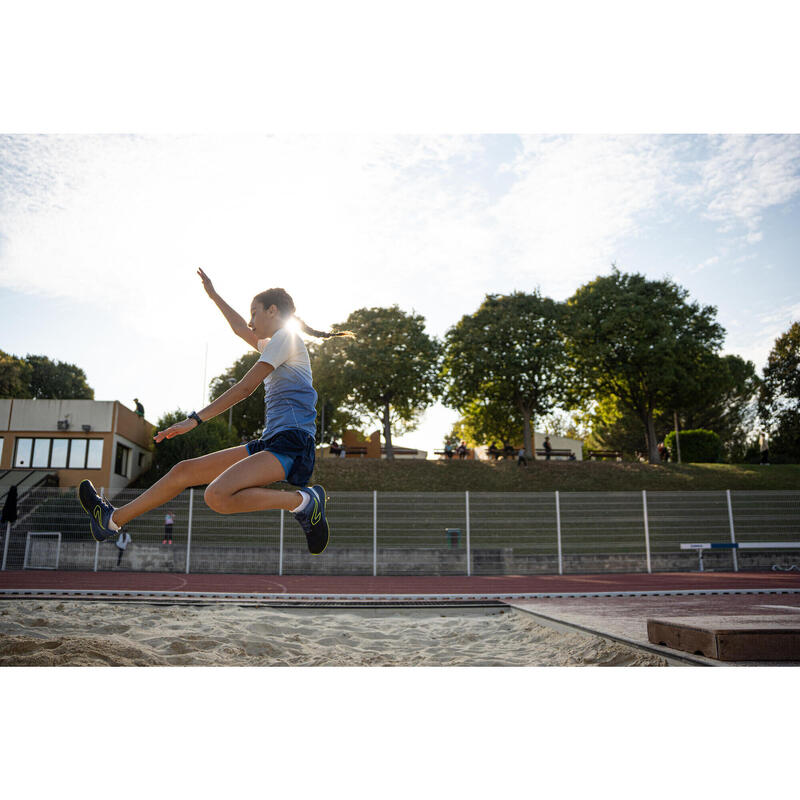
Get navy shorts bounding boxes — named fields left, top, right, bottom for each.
left=245, top=428, right=316, bottom=487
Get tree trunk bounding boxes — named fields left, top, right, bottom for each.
left=645, top=412, right=659, bottom=464
left=382, top=402, right=394, bottom=461
left=521, top=407, right=534, bottom=460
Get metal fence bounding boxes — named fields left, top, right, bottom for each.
left=2, top=487, right=799, bottom=575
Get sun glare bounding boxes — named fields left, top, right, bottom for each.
left=285, top=317, right=302, bottom=334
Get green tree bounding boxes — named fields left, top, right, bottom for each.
left=451, top=397, right=523, bottom=451
left=26, top=354, right=94, bottom=399
left=0, top=350, right=32, bottom=397
left=208, top=351, right=264, bottom=441
left=678, top=354, right=759, bottom=460
left=442, top=291, right=569, bottom=458
left=317, top=306, right=441, bottom=460
left=145, top=409, right=240, bottom=483
left=564, top=268, right=724, bottom=463
left=759, top=321, right=800, bottom=462
left=307, top=340, right=362, bottom=444
left=586, top=354, right=759, bottom=461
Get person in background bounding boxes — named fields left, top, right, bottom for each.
left=487, top=442, right=500, bottom=460
left=134, top=398, right=145, bottom=418
left=115, top=529, right=132, bottom=567
left=457, top=441, right=467, bottom=459
left=759, top=431, right=770, bottom=465
left=517, top=447, right=527, bottom=467
left=444, top=442, right=454, bottom=459
left=544, top=436, right=553, bottom=460
left=329, top=440, right=342, bottom=457
left=163, top=510, right=175, bottom=544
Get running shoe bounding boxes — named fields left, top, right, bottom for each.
left=293, top=484, right=329, bottom=555
left=77, top=479, right=119, bottom=542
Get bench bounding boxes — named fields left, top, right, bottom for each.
left=535, top=449, right=574, bottom=460
left=681, top=541, right=800, bottom=571
left=588, top=450, right=622, bottom=461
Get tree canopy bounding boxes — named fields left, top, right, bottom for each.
left=208, top=351, right=264, bottom=442
left=0, top=351, right=94, bottom=399
left=759, top=321, right=800, bottom=462
left=314, top=306, right=441, bottom=459
left=564, top=268, right=724, bottom=463
left=442, top=291, right=569, bottom=458
left=145, top=409, right=240, bottom=483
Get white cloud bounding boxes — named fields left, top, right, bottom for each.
left=696, top=134, right=800, bottom=236
left=722, top=300, right=800, bottom=372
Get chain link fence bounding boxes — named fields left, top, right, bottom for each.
left=2, top=487, right=799, bottom=575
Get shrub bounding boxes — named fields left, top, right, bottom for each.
left=664, top=429, right=722, bottom=463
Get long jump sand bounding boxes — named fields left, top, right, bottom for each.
left=0, top=600, right=667, bottom=666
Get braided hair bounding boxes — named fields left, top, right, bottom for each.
left=254, top=288, right=353, bottom=339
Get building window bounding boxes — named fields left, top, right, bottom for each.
left=15, top=438, right=33, bottom=468
left=51, top=439, right=69, bottom=468
left=68, top=439, right=87, bottom=469
left=32, top=438, right=51, bottom=468
left=12, top=437, right=104, bottom=470
left=87, top=439, right=104, bottom=469
left=115, top=443, right=131, bottom=476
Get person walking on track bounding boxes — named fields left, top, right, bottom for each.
left=77, top=268, right=352, bottom=557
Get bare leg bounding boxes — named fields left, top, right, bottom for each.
left=111, top=445, right=250, bottom=527
left=203, top=451, right=305, bottom=514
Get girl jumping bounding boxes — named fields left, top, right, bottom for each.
left=77, top=268, right=351, bottom=555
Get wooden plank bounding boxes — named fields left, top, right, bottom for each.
left=647, top=618, right=800, bottom=661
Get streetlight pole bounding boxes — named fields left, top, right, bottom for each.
left=227, top=377, right=237, bottom=430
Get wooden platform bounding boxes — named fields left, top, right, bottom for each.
left=647, top=618, right=800, bottom=661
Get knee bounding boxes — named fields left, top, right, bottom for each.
left=169, top=460, right=191, bottom=483
left=204, top=483, right=233, bottom=514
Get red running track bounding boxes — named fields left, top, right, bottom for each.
left=1, top=570, right=800, bottom=597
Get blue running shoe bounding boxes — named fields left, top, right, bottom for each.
left=77, top=479, right=119, bottom=542
left=293, top=484, right=329, bottom=555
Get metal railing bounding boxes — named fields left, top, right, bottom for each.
left=2, top=487, right=799, bottom=575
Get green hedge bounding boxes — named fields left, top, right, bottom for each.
left=664, top=429, right=722, bottom=463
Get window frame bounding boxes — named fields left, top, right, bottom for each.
left=114, top=442, right=131, bottom=477
left=14, top=437, right=104, bottom=470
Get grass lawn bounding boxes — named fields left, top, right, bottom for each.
left=309, top=457, right=800, bottom=493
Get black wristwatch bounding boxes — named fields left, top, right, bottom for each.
left=188, top=411, right=203, bottom=427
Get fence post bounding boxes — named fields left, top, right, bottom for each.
left=642, top=489, right=652, bottom=574
left=279, top=509, right=284, bottom=576
left=185, top=488, right=193, bottom=574
left=465, top=490, right=471, bottom=577
left=726, top=489, right=738, bottom=572
left=1, top=522, right=10, bottom=570
left=555, top=491, right=563, bottom=575
left=373, top=490, right=377, bottom=577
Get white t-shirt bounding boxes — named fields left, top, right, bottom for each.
left=256, top=327, right=318, bottom=438
left=116, top=531, right=132, bottom=550
left=165, top=513, right=174, bottom=525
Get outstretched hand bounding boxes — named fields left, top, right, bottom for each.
left=153, top=418, right=197, bottom=444
left=197, top=267, right=216, bottom=298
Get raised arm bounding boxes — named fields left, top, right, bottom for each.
left=197, top=268, right=260, bottom=349
left=153, top=360, right=274, bottom=443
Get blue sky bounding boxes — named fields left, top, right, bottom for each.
left=1, top=134, right=798, bottom=453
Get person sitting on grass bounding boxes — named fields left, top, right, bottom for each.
left=77, top=268, right=353, bottom=557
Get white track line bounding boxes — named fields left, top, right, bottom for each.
left=1, top=588, right=799, bottom=602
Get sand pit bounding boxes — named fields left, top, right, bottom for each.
left=0, top=601, right=667, bottom=666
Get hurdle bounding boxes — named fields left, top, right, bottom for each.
left=681, top=541, right=800, bottom=572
